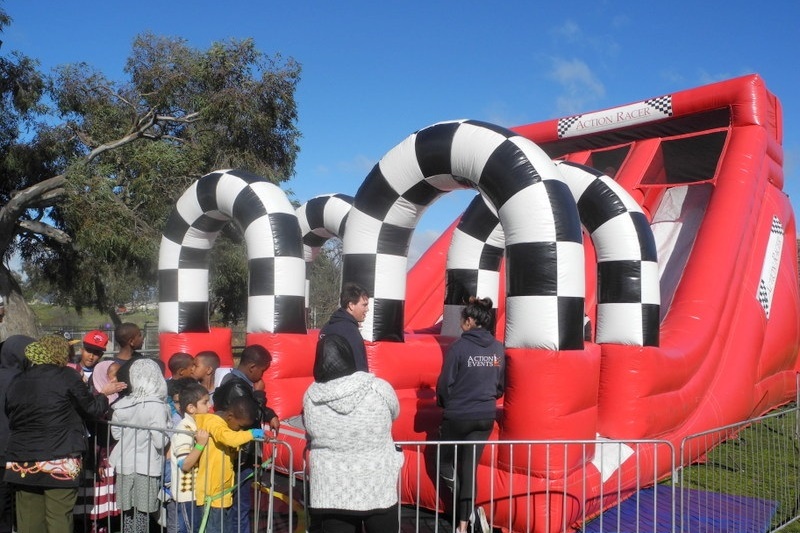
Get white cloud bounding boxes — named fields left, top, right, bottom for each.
left=407, top=229, right=441, bottom=268
left=337, top=154, right=377, bottom=175
left=552, top=20, right=582, bottom=42
left=548, top=57, right=605, bottom=114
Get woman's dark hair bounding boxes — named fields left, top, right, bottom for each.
left=461, top=296, right=494, bottom=330
left=314, top=334, right=356, bottom=383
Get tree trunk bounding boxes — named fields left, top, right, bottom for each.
left=0, top=264, right=39, bottom=341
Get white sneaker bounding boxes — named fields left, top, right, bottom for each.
left=475, top=506, right=490, bottom=533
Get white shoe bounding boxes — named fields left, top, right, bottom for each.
left=475, top=506, right=489, bottom=533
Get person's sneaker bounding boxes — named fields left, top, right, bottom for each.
left=475, top=506, right=490, bottom=533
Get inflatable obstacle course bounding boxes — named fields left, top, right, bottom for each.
left=158, top=74, right=799, bottom=533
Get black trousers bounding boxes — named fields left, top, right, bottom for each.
left=439, top=417, right=494, bottom=523
left=308, top=503, right=399, bottom=533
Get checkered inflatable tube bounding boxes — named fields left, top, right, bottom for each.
left=296, top=193, right=353, bottom=262
left=554, top=161, right=659, bottom=345
left=442, top=194, right=504, bottom=337
left=158, top=169, right=306, bottom=334
left=443, top=162, right=660, bottom=346
left=296, top=193, right=354, bottom=308
left=343, top=119, right=585, bottom=349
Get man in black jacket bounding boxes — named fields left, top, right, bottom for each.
left=318, top=282, right=370, bottom=372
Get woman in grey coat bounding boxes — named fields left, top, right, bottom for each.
left=303, top=333, right=404, bottom=533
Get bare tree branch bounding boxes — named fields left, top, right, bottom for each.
left=18, top=219, right=71, bottom=244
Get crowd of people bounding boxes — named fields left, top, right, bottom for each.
left=0, top=284, right=506, bottom=533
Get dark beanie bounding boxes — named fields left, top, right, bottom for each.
left=313, top=334, right=356, bottom=383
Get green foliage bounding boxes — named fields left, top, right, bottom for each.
left=308, top=239, right=343, bottom=328
left=0, top=16, right=302, bottom=327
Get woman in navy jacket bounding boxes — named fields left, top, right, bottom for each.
left=436, top=297, right=505, bottom=533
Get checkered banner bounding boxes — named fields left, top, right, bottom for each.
left=756, top=215, right=784, bottom=318
left=158, top=169, right=306, bottom=334
left=343, top=119, right=585, bottom=349
left=557, top=95, right=673, bottom=139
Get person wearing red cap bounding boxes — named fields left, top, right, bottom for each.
left=74, top=330, right=109, bottom=383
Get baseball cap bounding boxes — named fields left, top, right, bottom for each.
left=55, top=330, right=81, bottom=346
left=82, top=330, right=109, bottom=352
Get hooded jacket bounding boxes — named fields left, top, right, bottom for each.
left=436, top=327, right=505, bottom=421
left=303, top=371, right=403, bottom=512
left=319, top=309, right=368, bottom=371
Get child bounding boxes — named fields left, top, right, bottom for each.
left=113, top=322, right=145, bottom=396
left=214, top=344, right=280, bottom=533
left=194, top=396, right=264, bottom=533
left=192, top=351, right=220, bottom=396
left=74, top=330, right=109, bottom=382
left=109, top=358, right=171, bottom=532
left=168, top=352, right=194, bottom=379
left=170, top=381, right=211, bottom=533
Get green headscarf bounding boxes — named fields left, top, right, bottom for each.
left=24, top=335, right=71, bottom=366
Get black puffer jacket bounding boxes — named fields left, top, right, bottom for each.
left=4, top=364, right=109, bottom=462
left=0, top=335, right=33, bottom=463
left=319, top=309, right=368, bottom=372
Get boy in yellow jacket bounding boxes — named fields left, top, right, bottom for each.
left=194, top=396, right=265, bottom=533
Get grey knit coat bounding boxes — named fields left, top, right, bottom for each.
left=303, top=371, right=404, bottom=512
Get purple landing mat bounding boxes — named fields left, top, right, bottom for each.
left=582, top=485, right=778, bottom=533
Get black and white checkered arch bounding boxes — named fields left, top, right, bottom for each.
left=441, top=162, right=660, bottom=347
left=555, top=161, right=659, bottom=346
left=296, top=194, right=353, bottom=262
left=442, top=194, right=504, bottom=337
left=343, top=119, right=585, bottom=349
left=296, top=193, right=353, bottom=310
left=158, top=169, right=306, bottom=335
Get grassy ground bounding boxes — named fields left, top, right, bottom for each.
left=677, top=406, right=800, bottom=532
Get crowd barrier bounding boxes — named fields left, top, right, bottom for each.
left=65, top=403, right=799, bottom=533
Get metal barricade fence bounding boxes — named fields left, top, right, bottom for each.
left=395, top=438, right=675, bottom=533
left=76, top=420, right=301, bottom=533
left=74, top=408, right=800, bottom=533
left=678, top=404, right=800, bottom=533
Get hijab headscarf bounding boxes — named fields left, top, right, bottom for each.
left=90, top=360, right=118, bottom=403
left=313, top=334, right=357, bottom=383
left=127, top=358, right=167, bottom=400
left=25, top=335, right=71, bottom=366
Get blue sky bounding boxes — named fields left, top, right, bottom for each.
left=3, top=0, right=799, bottom=260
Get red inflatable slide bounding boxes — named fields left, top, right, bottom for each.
left=160, top=74, right=799, bottom=532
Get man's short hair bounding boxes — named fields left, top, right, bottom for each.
left=239, top=344, right=271, bottom=368
left=114, top=322, right=141, bottom=347
left=168, top=352, right=194, bottom=374
left=195, top=351, right=221, bottom=370
left=179, top=381, right=210, bottom=413
left=226, top=395, right=258, bottom=425
left=339, top=282, right=369, bottom=309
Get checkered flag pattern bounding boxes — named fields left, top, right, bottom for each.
left=159, top=169, right=306, bottom=334
left=555, top=161, right=660, bottom=346
left=442, top=194, right=504, bottom=338
left=296, top=193, right=353, bottom=308
left=756, top=215, right=785, bottom=318
left=644, top=95, right=673, bottom=117
left=344, top=119, right=585, bottom=348
left=557, top=115, right=582, bottom=138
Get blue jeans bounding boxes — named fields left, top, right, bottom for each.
left=225, top=467, right=253, bottom=533
left=176, top=501, right=199, bottom=533
left=200, top=505, right=227, bottom=533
